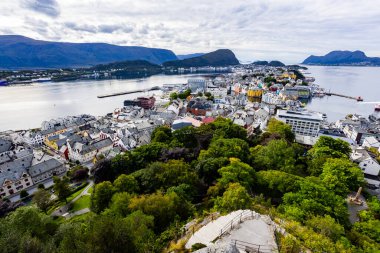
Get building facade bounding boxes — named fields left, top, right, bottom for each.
left=276, top=109, right=323, bottom=137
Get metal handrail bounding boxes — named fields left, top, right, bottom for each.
left=217, top=210, right=256, bottom=239
left=231, top=239, right=274, bottom=253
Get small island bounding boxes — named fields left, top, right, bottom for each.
left=302, top=50, right=380, bottom=66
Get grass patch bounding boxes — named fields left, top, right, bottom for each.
left=87, top=185, right=94, bottom=195
left=66, top=183, right=89, bottom=202
left=71, top=195, right=91, bottom=212
left=69, top=211, right=95, bottom=222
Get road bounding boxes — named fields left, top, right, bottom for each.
left=9, top=178, right=55, bottom=202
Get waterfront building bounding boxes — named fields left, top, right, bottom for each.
left=187, top=79, right=206, bottom=93
left=123, top=96, right=156, bottom=109
left=276, top=109, right=323, bottom=137
left=283, top=86, right=311, bottom=99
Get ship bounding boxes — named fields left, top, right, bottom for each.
left=375, top=104, right=380, bottom=112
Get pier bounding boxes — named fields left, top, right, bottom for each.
left=325, top=92, right=363, bottom=101
left=97, top=86, right=161, bottom=98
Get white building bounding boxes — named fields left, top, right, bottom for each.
left=187, top=79, right=206, bottom=93
left=276, top=109, right=323, bottom=137
left=351, top=147, right=380, bottom=188
left=67, top=138, right=113, bottom=164
left=363, top=136, right=380, bottom=149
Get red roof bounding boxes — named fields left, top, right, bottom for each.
left=202, top=117, right=215, bottom=124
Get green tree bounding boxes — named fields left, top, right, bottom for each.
left=320, top=158, right=364, bottom=196
left=211, top=117, right=247, bottom=141
left=132, top=160, right=200, bottom=195
left=199, top=138, right=250, bottom=162
left=256, top=170, right=302, bottom=198
left=214, top=183, right=252, bottom=213
left=53, top=176, right=71, bottom=203
left=0, top=206, right=58, bottom=252
left=306, top=215, right=345, bottom=242
left=92, top=181, right=114, bottom=213
left=151, top=126, right=172, bottom=144
left=217, top=158, right=255, bottom=191
left=267, top=118, right=295, bottom=142
left=56, top=222, right=88, bottom=253
left=113, top=174, right=139, bottom=193
left=307, top=146, right=348, bottom=176
left=280, top=180, right=348, bottom=224
left=169, top=92, right=178, bottom=100
left=85, top=216, right=136, bottom=253
left=106, top=192, right=133, bottom=217
left=19, top=190, right=29, bottom=199
left=313, top=136, right=351, bottom=156
left=196, top=157, right=229, bottom=185
left=128, top=191, right=193, bottom=232
left=130, top=142, right=169, bottom=171
left=172, top=126, right=198, bottom=148
left=124, top=211, right=156, bottom=252
left=32, top=189, right=51, bottom=213
left=252, top=139, right=304, bottom=175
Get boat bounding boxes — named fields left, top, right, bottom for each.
left=0, top=80, right=8, bottom=86
left=34, top=77, right=52, bottom=83
left=356, top=96, right=364, bottom=102
left=375, top=104, right=380, bottom=112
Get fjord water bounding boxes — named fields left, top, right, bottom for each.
left=305, top=66, right=380, bottom=122
left=0, top=74, right=199, bottom=131
left=0, top=67, right=378, bottom=131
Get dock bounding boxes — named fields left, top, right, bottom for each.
left=97, top=86, right=161, bottom=98
left=325, top=92, right=363, bottom=101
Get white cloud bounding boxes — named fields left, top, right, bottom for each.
left=0, top=0, right=379, bottom=63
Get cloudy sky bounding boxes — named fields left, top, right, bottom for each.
left=1, top=0, right=379, bottom=63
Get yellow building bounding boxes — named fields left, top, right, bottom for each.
left=247, top=89, right=263, bottom=97
left=44, top=137, right=59, bottom=150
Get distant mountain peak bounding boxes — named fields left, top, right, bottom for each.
left=252, top=60, right=285, bottom=67
left=163, top=49, right=239, bottom=67
left=303, top=50, right=380, bottom=66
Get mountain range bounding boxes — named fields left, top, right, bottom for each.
left=177, top=53, right=205, bottom=60
left=302, top=50, right=380, bottom=66
left=163, top=49, right=239, bottom=68
left=0, top=35, right=178, bottom=69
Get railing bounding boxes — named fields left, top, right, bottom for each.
left=231, top=239, right=275, bottom=253
left=215, top=210, right=258, bottom=240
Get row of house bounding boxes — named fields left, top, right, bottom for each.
left=0, top=137, right=66, bottom=198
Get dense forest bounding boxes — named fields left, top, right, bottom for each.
left=0, top=118, right=379, bottom=252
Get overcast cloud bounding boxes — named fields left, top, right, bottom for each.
left=1, top=0, right=379, bottom=63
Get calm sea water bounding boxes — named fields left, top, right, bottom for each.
left=0, top=74, right=201, bottom=131
left=0, top=67, right=379, bottom=131
left=305, top=66, right=380, bottom=122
